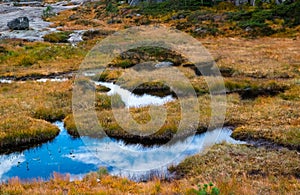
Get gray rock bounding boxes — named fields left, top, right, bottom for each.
left=245, top=26, right=253, bottom=32
left=171, top=15, right=178, bottom=20
left=195, top=27, right=207, bottom=33
left=178, top=14, right=185, bottom=19
left=7, top=17, right=29, bottom=30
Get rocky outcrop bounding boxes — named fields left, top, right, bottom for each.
left=7, top=17, right=29, bottom=30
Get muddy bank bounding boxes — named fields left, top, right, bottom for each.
left=226, top=86, right=287, bottom=99
left=233, top=136, right=300, bottom=152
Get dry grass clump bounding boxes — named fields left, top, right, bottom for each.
left=43, top=31, right=73, bottom=43
left=0, top=116, right=59, bottom=152
left=280, top=84, right=300, bottom=101
left=0, top=81, right=72, bottom=151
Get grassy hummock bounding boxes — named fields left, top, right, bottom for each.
left=0, top=116, right=59, bottom=153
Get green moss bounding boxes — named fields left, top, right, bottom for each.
left=140, top=0, right=214, bottom=16
left=112, top=59, right=133, bottom=69
left=43, top=31, right=72, bottom=43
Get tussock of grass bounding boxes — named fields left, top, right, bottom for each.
left=0, top=81, right=72, bottom=151
left=109, top=46, right=186, bottom=69
left=280, top=84, right=300, bottom=101
left=225, top=79, right=289, bottom=99
left=0, top=116, right=59, bottom=151
left=82, top=29, right=115, bottom=40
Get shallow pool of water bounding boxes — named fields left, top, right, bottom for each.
left=0, top=121, right=245, bottom=182
left=95, top=81, right=174, bottom=108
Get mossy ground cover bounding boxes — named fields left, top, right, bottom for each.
left=0, top=40, right=87, bottom=78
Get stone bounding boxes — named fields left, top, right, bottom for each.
left=195, top=27, right=207, bottom=33
left=7, top=17, right=29, bottom=30
left=245, top=26, right=253, bottom=32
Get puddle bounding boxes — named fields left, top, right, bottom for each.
left=36, top=78, right=69, bottom=82
left=0, top=79, right=12, bottom=84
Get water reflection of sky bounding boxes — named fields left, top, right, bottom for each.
left=94, top=81, right=174, bottom=108
left=0, top=121, right=245, bottom=182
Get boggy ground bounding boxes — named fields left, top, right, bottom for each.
left=0, top=0, right=299, bottom=194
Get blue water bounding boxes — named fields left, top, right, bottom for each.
left=0, top=121, right=245, bottom=182
left=0, top=122, right=101, bottom=181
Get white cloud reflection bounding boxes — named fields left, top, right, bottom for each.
left=94, top=82, right=174, bottom=108
left=65, top=128, right=245, bottom=178
left=0, top=153, right=25, bottom=181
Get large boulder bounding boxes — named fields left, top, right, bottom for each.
left=7, top=17, right=29, bottom=30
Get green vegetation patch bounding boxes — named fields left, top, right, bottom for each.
left=43, top=31, right=73, bottom=43
left=227, top=1, right=300, bottom=36
left=0, top=40, right=86, bottom=77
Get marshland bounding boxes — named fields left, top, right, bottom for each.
left=0, top=0, right=299, bottom=194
